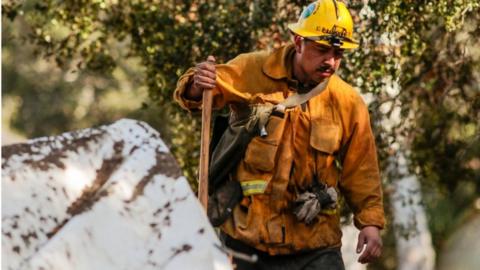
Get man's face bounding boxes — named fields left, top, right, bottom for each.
left=294, top=36, right=344, bottom=85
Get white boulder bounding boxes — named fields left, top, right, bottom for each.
left=2, top=119, right=232, bottom=270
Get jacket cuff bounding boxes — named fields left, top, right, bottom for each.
left=173, top=70, right=202, bottom=111
left=353, top=207, right=386, bottom=230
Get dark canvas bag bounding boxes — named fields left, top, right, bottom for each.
left=208, top=105, right=274, bottom=226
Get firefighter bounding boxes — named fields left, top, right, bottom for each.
left=174, top=1, right=385, bottom=269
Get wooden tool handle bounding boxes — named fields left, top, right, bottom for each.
left=198, top=89, right=213, bottom=210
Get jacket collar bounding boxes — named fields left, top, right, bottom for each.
left=262, top=44, right=296, bottom=80
left=262, top=44, right=315, bottom=93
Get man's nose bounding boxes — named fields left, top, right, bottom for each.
left=324, top=49, right=336, bottom=67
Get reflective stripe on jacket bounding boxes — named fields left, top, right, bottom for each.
left=174, top=44, right=385, bottom=255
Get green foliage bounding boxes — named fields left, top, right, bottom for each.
left=344, top=1, right=480, bottom=268
left=2, top=13, right=148, bottom=137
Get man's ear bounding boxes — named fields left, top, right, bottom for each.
left=293, top=35, right=303, bottom=53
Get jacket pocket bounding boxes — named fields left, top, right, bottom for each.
left=244, top=115, right=286, bottom=172
left=310, top=118, right=342, bottom=169
left=266, top=215, right=286, bottom=244
left=235, top=197, right=251, bottom=230
left=310, top=118, right=341, bottom=154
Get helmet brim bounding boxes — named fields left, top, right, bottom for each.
left=288, top=23, right=359, bottom=49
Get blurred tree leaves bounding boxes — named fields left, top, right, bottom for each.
left=2, top=10, right=148, bottom=138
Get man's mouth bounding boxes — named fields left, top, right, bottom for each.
left=317, top=66, right=334, bottom=75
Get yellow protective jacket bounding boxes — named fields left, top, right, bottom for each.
left=174, top=44, right=385, bottom=255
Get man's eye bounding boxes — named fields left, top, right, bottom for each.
left=335, top=51, right=344, bottom=57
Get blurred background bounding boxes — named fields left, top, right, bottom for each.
left=2, top=0, right=479, bottom=269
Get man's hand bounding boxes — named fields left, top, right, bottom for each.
left=186, top=55, right=217, bottom=101
left=356, top=225, right=382, bottom=264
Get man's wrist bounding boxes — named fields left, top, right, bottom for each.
left=361, top=225, right=382, bottom=231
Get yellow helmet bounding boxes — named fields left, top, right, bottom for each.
left=288, top=0, right=359, bottom=49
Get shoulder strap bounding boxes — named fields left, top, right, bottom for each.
left=275, top=78, right=330, bottom=112
left=257, top=78, right=330, bottom=137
